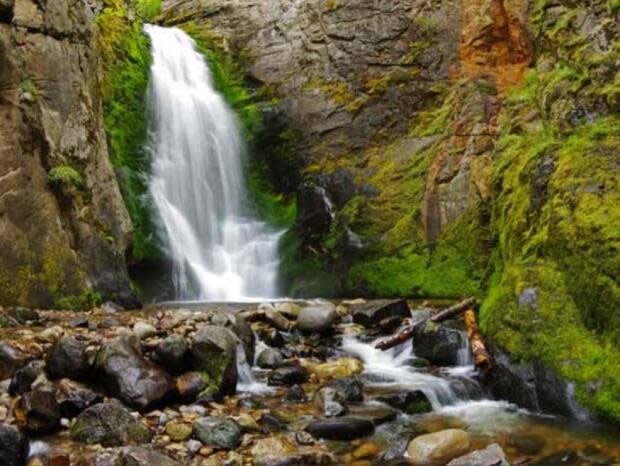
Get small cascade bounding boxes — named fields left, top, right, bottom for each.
left=236, top=342, right=273, bottom=394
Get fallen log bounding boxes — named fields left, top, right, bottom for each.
left=375, top=297, right=476, bottom=351
left=464, top=308, right=493, bottom=373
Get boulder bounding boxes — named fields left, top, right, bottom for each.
left=4, top=307, right=39, bottom=324
left=0, top=423, right=29, bottom=466
left=412, top=321, right=468, bottom=366
left=55, top=379, right=103, bottom=418
left=192, top=417, right=241, bottom=450
left=296, top=305, right=338, bottom=333
left=264, top=308, right=292, bottom=332
left=133, top=322, right=158, bottom=340
left=154, top=335, right=188, bottom=375
left=324, top=377, right=364, bottom=402
left=305, top=416, right=374, bottom=441
left=348, top=405, right=398, bottom=425
left=315, top=386, right=347, bottom=417
left=407, top=429, right=471, bottom=465
left=301, top=357, right=364, bottom=381
left=0, top=342, right=28, bottom=380
left=176, top=371, right=207, bottom=401
left=268, top=364, right=309, bottom=386
left=9, top=360, right=45, bottom=396
left=191, top=326, right=238, bottom=396
left=71, top=402, right=151, bottom=447
left=46, top=336, right=88, bottom=379
left=376, top=390, right=432, bottom=415
left=95, top=336, right=174, bottom=410
left=118, top=447, right=178, bottom=466
left=165, top=421, right=192, bottom=441
left=213, top=312, right=256, bottom=364
left=351, top=300, right=410, bottom=327
left=447, top=443, right=509, bottom=466
left=14, top=389, right=61, bottom=434
left=256, top=347, right=284, bottom=369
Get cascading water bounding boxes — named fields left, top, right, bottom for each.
left=144, top=25, right=283, bottom=302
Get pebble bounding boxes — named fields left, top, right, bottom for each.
left=187, top=439, right=202, bottom=454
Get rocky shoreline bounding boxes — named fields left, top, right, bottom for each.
left=1, top=301, right=619, bottom=466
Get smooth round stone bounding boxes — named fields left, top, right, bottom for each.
left=296, top=305, right=338, bottom=333
left=407, top=429, right=471, bottom=465
left=192, top=417, right=241, bottom=450
left=304, top=416, right=374, bottom=441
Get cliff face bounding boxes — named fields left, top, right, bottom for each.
left=0, top=0, right=137, bottom=308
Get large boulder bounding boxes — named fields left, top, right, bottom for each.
left=376, top=390, right=433, bottom=415
left=305, top=416, right=374, bottom=441
left=95, top=336, right=174, bottom=410
left=296, top=305, right=338, bottom=333
left=46, top=336, right=88, bottom=379
left=71, top=402, right=151, bottom=447
left=191, top=326, right=238, bottom=397
left=211, top=311, right=256, bottom=363
left=0, top=423, right=29, bottom=466
left=256, top=347, right=283, bottom=369
left=154, top=335, right=188, bottom=375
left=447, top=443, right=509, bottom=466
left=351, top=299, right=410, bottom=327
left=192, top=417, right=241, bottom=450
left=412, top=321, right=468, bottom=366
left=14, top=389, right=62, bottom=434
left=0, top=342, right=27, bottom=380
left=407, top=429, right=471, bottom=465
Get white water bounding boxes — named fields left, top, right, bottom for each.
left=145, top=25, right=283, bottom=302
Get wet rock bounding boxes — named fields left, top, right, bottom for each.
left=71, top=401, right=151, bottom=446
left=305, top=416, right=374, bottom=441
left=165, top=420, right=192, bottom=441
left=5, top=307, right=39, bottom=324
left=69, top=316, right=89, bottom=328
left=55, top=379, right=102, bottom=418
left=251, top=436, right=334, bottom=466
left=376, top=390, right=432, bottom=415
left=0, top=342, right=28, bottom=380
left=9, top=360, right=45, bottom=396
left=268, top=364, right=309, bottom=386
left=412, top=321, right=468, bottom=366
left=46, top=336, right=88, bottom=380
left=351, top=300, right=410, bottom=327
left=191, top=326, right=238, bottom=396
left=530, top=450, right=579, bottom=465
left=315, top=386, right=347, bottom=417
left=80, top=451, right=120, bottom=466
left=14, top=389, right=61, bottom=434
left=324, top=377, right=364, bottom=402
left=118, top=447, right=178, bottom=466
left=192, top=417, right=241, bottom=450
left=95, top=336, right=174, bottom=410
left=349, top=405, right=398, bottom=425
left=301, top=357, right=363, bottom=381
left=100, top=317, right=120, bottom=329
left=216, top=313, right=256, bottom=363
left=273, top=302, right=302, bottom=319
left=155, top=335, right=188, bottom=375
left=38, top=326, right=64, bottom=344
left=102, top=302, right=124, bottom=314
left=447, top=443, right=509, bottom=466
left=233, top=413, right=260, bottom=432
left=176, top=372, right=207, bottom=401
left=0, top=423, right=29, bottom=466
left=407, top=429, right=471, bottom=465
left=256, top=326, right=285, bottom=348
left=284, top=384, right=307, bottom=403
left=133, top=322, right=158, bottom=340
left=507, top=433, right=545, bottom=455
left=296, top=305, right=338, bottom=333
left=264, top=308, right=292, bottom=332
left=256, top=347, right=283, bottom=369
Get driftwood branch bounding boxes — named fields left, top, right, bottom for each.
left=464, top=308, right=493, bottom=373
left=375, top=297, right=476, bottom=351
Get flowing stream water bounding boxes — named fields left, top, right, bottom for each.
left=144, top=25, right=283, bottom=302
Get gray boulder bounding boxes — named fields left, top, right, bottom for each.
left=46, top=336, right=88, bottom=379
left=305, top=416, right=374, bottom=441
left=412, top=321, right=468, bottom=366
left=14, top=389, right=61, bottom=434
left=0, top=342, right=27, bottom=380
left=191, top=326, right=238, bottom=396
left=154, top=334, right=188, bottom=375
left=256, top=347, right=283, bottom=369
left=351, top=299, right=410, bottom=327
left=296, top=305, right=338, bottom=333
left=192, top=417, right=241, bottom=450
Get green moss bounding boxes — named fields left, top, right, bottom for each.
left=55, top=289, right=104, bottom=311
left=610, top=0, right=620, bottom=14
left=18, top=78, right=39, bottom=97
left=133, top=0, right=161, bottom=20
left=48, top=165, right=84, bottom=189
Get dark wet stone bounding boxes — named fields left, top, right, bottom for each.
left=296, top=305, right=338, bottom=333
left=379, top=315, right=405, bottom=333
left=9, top=359, right=45, bottom=396
left=284, top=384, right=307, bottom=403
left=154, top=335, right=188, bottom=375
left=56, top=379, right=103, bottom=418
left=256, top=347, right=284, bottom=369
left=192, top=417, right=241, bottom=450
left=412, top=321, right=468, bottom=366
left=578, top=446, right=614, bottom=465
left=69, top=316, right=89, bottom=328
left=315, top=386, right=347, bottom=417
left=256, top=326, right=285, bottom=348
left=212, top=312, right=256, bottom=363
left=176, top=371, right=207, bottom=402
left=71, top=401, right=151, bottom=447
left=447, top=443, right=510, bottom=466
left=268, top=364, right=309, bottom=386
left=0, top=342, right=28, bottom=380
left=376, top=390, right=432, bottom=415
left=191, top=326, right=238, bottom=397
left=0, top=423, right=29, bottom=466
left=118, top=447, right=178, bottom=466
left=15, top=389, right=62, bottom=434
left=351, top=300, right=410, bottom=327
left=5, top=307, right=39, bottom=324
left=305, top=416, right=374, bottom=441
left=259, top=412, right=287, bottom=432
left=95, top=336, right=174, bottom=410
left=349, top=405, right=398, bottom=425
left=324, top=376, right=364, bottom=402
left=100, top=317, right=120, bottom=329
left=47, top=336, right=89, bottom=380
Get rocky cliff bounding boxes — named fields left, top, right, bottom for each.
left=0, top=0, right=137, bottom=309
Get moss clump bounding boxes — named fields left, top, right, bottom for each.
left=47, top=166, right=84, bottom=189
left=134, top=0, right=161, bottom=20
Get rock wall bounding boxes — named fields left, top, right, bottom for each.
left=0, top=0, right=137, bottom=308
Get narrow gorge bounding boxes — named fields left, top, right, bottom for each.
left=0, top=0, right=619, bottom=465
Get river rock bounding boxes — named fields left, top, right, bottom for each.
left=55, top=379, right=102, bottom=418
left=118, top=447, right=178, bottom=466
left=191, top=326, right=238, bottom=396
left=95, top=336, right=174, bottom=410
left=285, top=384, right=307, bottom=403
left=9, top=359, right=45, bottom=396
left=324, top=377, right=364, bottom=402
left=296, top=305, right=338, bottom=333
left=133, top=321, right=158, bottom=340
left=0, top=423, right=29, bottom=466
left=349, top=405, right=398, bottom=425
left=376, top=390, right=432, bottom=415
left=315, top=386, right=348, bottom=417
left=447, top=443, right=509, bottom=466
left=14, top=389, right=62, bottom=434
left=264, top=308, right=292, bottom=332
left=213, top=312, right=256, bottom=364
left=4, top=307, right=39, bottom=324
left=46, top=336, right=88, bottom=379
left=412, top=321, right=468, bottom=366
left=407, top=429, right=472, bottom=465
left=301, top=357, right=364, bottom=381
left=71, top=402, right=151, bottom=446
left=176, top=371, right=207, bottom=401
left=351, top=300, right=410, bottom=327
left=192, top=417, right=241, bottom=450
left=154, top=335, right=188, bottom=374
left=0, top=342, right=27, bottom=380
left=256, top=347, right=283, bottom=369
left=165, top=420, right=192, bottom=441
left=268, top=364, right=309, bottom=386
left=305, top=416, right=374, bottom=440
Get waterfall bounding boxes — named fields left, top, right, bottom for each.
left=144, top=25, right=283, bottom=302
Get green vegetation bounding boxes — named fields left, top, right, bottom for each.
left=48, top=165, right=84, bottom=189
left=18, top=78, right=39, bottom=97
left=134, top=0, right=161, bottom=20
